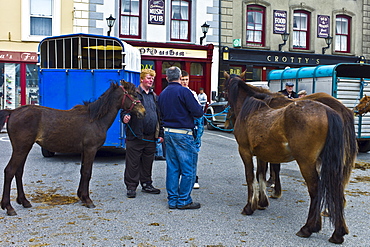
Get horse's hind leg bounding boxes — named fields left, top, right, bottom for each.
left=256, top=159, right=269, bottom=209
left=77, top=150, right=97, bottom=208
left=270, top=163, right=282, bottom=199
left=1, top=151, right=30, bottom=216
left=239, top=149, right=258, bottom=215
left=15, top=162, right=32, bottom=208
left=295, top=163, right=322, bottom=238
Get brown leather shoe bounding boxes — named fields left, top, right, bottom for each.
left=177, top=202, right=201, bottom=210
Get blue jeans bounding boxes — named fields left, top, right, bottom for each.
left=164, top=131, right=198, bottom=208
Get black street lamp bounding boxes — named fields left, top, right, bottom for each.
left=106, top=14, right=116, bottom=36
left=200, top=22, right=210, bottom=45
left=322, top=36, right=333, bottom=54
left=278, top=32, right=290, bottom=51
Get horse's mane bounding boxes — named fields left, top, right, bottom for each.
left=226, top=74, right=280, bottom=108
left=239, top=95, right=268, bottom=120
left=85, top=82, right=120, bottom=121
left=224, top=74, right=269, bottom=120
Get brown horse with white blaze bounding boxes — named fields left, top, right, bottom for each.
left=224, top=73, right=352, bottom=244
left=0, top=80, right=145, bottom=216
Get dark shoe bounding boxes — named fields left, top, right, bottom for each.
left=177, top=202, right=201, bottom=210
left=155, top=156, right=166, bottom=160
left=141, top=184, right=161, bottom=194
left=127, top=190, right=136, bottom=198
left=168, top=205, right=177, bottom=209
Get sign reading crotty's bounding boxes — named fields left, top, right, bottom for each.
left=148, top=0, right=165, bottom=25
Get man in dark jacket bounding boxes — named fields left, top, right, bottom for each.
left=122, top=69, right=164, bottom=198
left=279, top=82, right=298, bottom=99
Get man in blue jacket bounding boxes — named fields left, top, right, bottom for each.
left=158, top=66, right=204, bottom=210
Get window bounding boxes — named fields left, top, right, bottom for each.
left=30, top=0, right=52, bottom=36
left=246, top=5, right=265, bottom=47
left=335, top=15, right=351, bottom=53
left=120, top=0, right=141, bottom=38
left=293, top=10, right=310, bottom=50
left=190, top=63, right=203, bottom=76
left=171, top=0, right=191, bottom=41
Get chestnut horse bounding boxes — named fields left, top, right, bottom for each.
left=0, top=80, right=145, bottom=216
left=224, top=73, right=353, bottom=244
left=225, top=73, right=356, bottom=201
left=354, top=94, right=370, bottom=116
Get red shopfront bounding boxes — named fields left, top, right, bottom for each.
left=128, top=41, right=214, bottom=98
left=0, top=51, right=39, bottom=110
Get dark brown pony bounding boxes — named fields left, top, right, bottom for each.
left=0, top=80, right=145, bottom=216
left=224, top=73, right=354, bottom=244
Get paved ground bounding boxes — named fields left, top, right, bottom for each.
left=0, top=130, right=369, bottom=246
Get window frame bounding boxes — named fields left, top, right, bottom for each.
left=335, top=15, right=351, bottom=53
left=170, top=0, right=191, bottom=42
left=119, top=0, right=142, bottom=39
left=246, top=4, right=266, bottom=47
left=21, top=0, right=61, bottom=42
left=292, top=10, right=310, bottom=50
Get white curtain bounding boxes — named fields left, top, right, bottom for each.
left=30, top=0, right=52, bottom=36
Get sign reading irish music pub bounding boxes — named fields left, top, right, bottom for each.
left=148, top=0, right=165, bottom=25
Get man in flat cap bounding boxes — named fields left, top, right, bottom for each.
left=279, top=82, right=298, bottom=99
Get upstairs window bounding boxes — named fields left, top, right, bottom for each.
left=120, top=0, right=141, bottom=38
left=246, top=5, right=265, bottom=47
left=293, top=10, right=310, bottom=50
left=335, top=15, right=351, bottom=53
left=171, top=0, right=191, bottom=41
left=30, top=0, right=52, bottom=36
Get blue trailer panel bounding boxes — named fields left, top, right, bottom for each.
left=38, top=34, right=141, bottom=149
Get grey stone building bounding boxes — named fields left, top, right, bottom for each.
left=219, top=0, right=367, bottom=85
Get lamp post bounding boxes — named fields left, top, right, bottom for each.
left=278, top=32, right=289, bottom=51
left=106, top=14, right=116, bottom=36
left=322, top=36, right=333, bottom=54
left=200, top=22, right=210, bottom=45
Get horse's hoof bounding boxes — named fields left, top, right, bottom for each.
left=296, top=227, right=312, bottom=238
left=241, top=206, right=254, bottom=215
left=22, top=200, right=32, bottom=208
left=85, top=203, right=96, bottom=208
left=329, top=236, right=344, bottom=244
left=7, top=209, right=17, bottom=216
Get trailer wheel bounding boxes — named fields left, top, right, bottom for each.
left=357, top=140, right=370, bottom=153
left=42, top=148, right=55, bottom=157
left=206, top=120, right=216, bottom=130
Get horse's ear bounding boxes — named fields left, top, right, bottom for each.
left=240, top=70, right=247, bottom=80
left=224, top=71, right=230, bottom=80
left=120, top=79, right=128, bottom=87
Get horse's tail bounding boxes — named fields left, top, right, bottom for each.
left=0, top=109, right=12, bottom=130
left=342, top=108, right=357, bottom=186
left=318, top=108, right=346, bottom=232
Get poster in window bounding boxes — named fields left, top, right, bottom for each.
left=148, top=0, right=165, bottom=25
left=317, top=15, right=330, bottom=38
left=273, top=10, right=287, bottom=34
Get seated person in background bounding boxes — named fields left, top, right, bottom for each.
left=298, top=90, right=307, bottom=98
left=279, top=82, right=298, bottom=99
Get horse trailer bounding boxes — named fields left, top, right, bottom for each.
left=38, top=33, right=141, bottom=156
left=268, top=63, right=370, bottom=152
